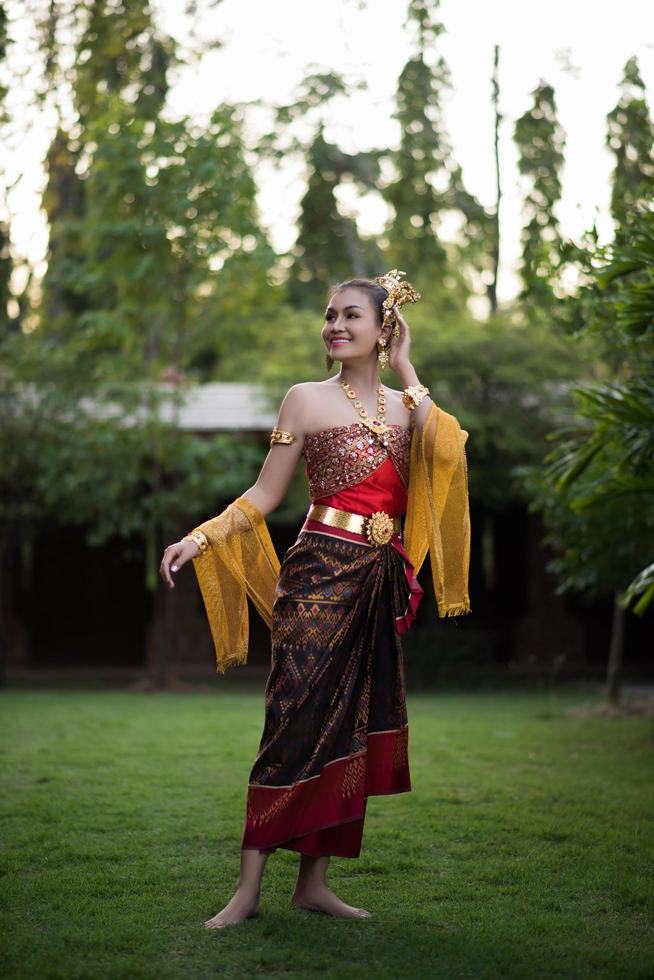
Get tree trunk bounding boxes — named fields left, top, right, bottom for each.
left=606, top=590, right=625, bottom=706
left=489, top=43, right=501, bottom=317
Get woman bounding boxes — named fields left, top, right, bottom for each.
left=159, top=270, right=471, bottom=928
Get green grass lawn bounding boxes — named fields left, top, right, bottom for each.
left=1, top=687, right=652, bottom=980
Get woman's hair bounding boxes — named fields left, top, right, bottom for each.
left=328, top=278, right=389, bottom=327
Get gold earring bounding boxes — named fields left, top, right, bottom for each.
left=377, top=339, right=389, bottom=370
left=325, top=353, right=334, bottom=370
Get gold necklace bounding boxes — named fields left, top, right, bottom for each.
left=339, top=378, right=391, bottom=446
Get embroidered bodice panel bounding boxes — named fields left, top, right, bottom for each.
left=301, top=422, right=412, bottom=501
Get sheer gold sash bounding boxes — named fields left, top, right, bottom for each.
left=403, top=403, right=471, bottom=617
left=191, top=497, right=280, bottom=673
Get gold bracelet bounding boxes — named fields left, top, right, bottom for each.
left=270, top=427, right=297, bottom=446
left=402, top=384, right=430, bottom=411
left=183, top=529, right=209, bottom=557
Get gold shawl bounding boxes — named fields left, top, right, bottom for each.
left=192, top=402, right=470, bottom=673
left=403, top=402, right=471, bottom=617
left=191, top=497, right=280, bottom=673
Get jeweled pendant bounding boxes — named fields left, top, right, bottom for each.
left=361, top=416, right=390, bottom=444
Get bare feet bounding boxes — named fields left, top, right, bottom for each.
left=203, top=888, right=260, bottom=929
left=291, top=883, right=371, bottom=919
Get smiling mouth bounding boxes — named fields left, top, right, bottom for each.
left=330, top=339, right=351, bottom=345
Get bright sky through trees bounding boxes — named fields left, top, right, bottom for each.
left=4, top=0, right=653, bottom=301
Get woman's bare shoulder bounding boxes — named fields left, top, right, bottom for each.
left=282, top=380, right=329, bottom=409
left=276, top=381, right=333, bottom=437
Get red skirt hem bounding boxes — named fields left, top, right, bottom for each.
left=241, top=727, right=410, bottom=858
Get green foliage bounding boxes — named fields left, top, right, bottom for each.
left=402, top=298, right=589, bottom=509
left=621, top=562, right=654, bottom=616
left=0, top=331, right=266, bottom=587
left=521, top=207, right=654, bottom=611
left=0, top=1, right=14, bottom=332
left=381, top=0, right=493, bottom=306
left=606, top=57, right=654, bottom=228
left=518, top=461, right=654, bottom=600
left=73, top=0, right=174, bottom=126
left=42, top=100, right=269, bottom=380
left=41, top=127, right=87, bottom=332
left=289, top=128, right=382, bottom=308
left=8, top=0, right=651, bottom=616
left=514, top=82, right=566, bottom=311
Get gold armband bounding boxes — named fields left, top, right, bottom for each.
left=270, top=427, right=297, bottom=447
left=402, top=384, right=430, bottom=411
left=183, top=529, right=209, bottom=557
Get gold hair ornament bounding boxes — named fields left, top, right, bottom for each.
left=373, top=269, right=421, bottom=329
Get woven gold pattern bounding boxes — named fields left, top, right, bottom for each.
left=302, top=422, right=411, bottom=500
left=392, top=726, right=409, bottom=769
left=341, top=754, right=366, bottom=799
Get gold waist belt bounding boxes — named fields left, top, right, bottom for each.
left=306, top=503, right=402, bottom=547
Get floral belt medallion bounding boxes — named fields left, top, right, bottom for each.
left=364, top=510, right=395, bottom=547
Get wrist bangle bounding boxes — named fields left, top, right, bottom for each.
left=402, top=383, right=430, bottom=411
left=183, top=529, right=209, bottom=557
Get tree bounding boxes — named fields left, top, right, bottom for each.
left=606, top=57, right=654, bottom=229
left=382, top=0, right=493, bottom=304
left=514, top=80, right=566, bottom=312
left=0, top=0, right=14, bottom=337
left=255, top=70, right=382, bottom=308
left=1, top=0, right=280, bottom=684
left=289, top=127, right=382, bottom=308
left=520, top=208, right=654, bottom=703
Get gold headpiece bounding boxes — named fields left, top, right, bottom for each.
left=373, top=269, right=421, bottom=327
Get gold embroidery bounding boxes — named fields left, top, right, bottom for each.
left=302, top=422, right=411, bottom=500
left=247, top=787, right=294, bottom=828
left=270, top=427, right=297, bottom=446
left=392, top=727, right=409, bottom=769
left=341, top=754, right=366, bottom=799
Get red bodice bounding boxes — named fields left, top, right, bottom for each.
left=302, top=422, right=412, bottom=511
left=300, top=422, right=423, bottom=633
left=315, top=457, right=408, bottom=517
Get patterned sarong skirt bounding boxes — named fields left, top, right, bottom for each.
left=241, top=516, right=423, bottom=859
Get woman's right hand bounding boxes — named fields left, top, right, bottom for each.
left=159, top=538, right=199, bottom=590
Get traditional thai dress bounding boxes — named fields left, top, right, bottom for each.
left=190, top=402, right=470, bottom=859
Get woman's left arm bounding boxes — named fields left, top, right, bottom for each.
left=388, top=306, right=434, bottom=432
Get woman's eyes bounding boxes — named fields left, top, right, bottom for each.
left=325, top=313, right=358, bottom=321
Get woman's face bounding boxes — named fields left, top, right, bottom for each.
left=321, top=287, right=388, bottom=362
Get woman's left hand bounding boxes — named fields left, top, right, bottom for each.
left=388, top=306, right=412, bottom=375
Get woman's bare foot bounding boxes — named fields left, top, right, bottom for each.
left=291, top=883, right=371, bottom=919
left=203, top=888, right=260, bottom=929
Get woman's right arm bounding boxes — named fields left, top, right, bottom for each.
left=159, top=385, right=307, bottom=588
left=240, top=384, right=307, bottom=515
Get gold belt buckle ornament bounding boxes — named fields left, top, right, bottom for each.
left=365, top=510, right=394, bottom=547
